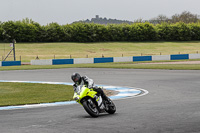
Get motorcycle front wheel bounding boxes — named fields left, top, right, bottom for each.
left=82, top=98, right=99, bottom=117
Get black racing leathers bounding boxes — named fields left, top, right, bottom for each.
left=73, top=76, right=108, bottom=101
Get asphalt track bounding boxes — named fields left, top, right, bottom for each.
left=0, top=68, right=200, bottom=133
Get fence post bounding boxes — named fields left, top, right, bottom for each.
left=13, top=39, right=16, bottom=61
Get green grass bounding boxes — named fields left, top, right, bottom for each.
left=0, top=82, right=74, bottom=106
left=1, top=41, right=200, bottom=62
left=1, top=41, right=200, bottom=70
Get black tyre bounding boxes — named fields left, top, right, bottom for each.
left=105, top=98, right=116, bottom=114
left=82, top=98, right=99, bottom=117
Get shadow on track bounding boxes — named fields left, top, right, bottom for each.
left=81, top=113, right=118, bottom=119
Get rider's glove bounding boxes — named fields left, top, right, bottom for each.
left=88, top=85, right=93, bottom=89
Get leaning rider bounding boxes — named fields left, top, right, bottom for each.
left=71, top=73, right=110, bottom=103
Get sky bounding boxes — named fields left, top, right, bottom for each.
left=0, top=0, right=200, bottom=25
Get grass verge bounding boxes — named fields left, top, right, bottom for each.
left=1, top=41, right=200, bottom=62
left=0, top=82, right=117, bottom=106
left=0, top=82, right=74, bottom=106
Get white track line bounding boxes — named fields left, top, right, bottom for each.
left=0, top=80, right=148, bottom=110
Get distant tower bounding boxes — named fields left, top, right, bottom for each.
left=96, top=15, right=99, bottom=19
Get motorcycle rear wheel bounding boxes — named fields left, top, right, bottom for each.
left=83, top=98, right=99, bottom=117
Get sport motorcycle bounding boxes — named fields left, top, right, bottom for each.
left=73, top=85, right=116, bottom=117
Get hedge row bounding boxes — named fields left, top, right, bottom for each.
left=0, top=20, right=200, bottom=42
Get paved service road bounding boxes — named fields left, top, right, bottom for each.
left=0, top=68, right=200, bottom=133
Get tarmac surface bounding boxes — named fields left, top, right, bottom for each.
left=0, top=68, right=200, bottom=133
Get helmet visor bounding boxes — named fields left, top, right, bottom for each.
left=74, top=77, right=79, bottom=82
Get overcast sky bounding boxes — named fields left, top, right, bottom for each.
left=0, top=0, right=200, bottom=25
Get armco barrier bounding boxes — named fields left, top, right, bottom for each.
left=52, top=59, right=73, bottom=65
left=30, top=53, right=200, bottom=66
left=171, top=54, right=189, bottom=60
left=0, top=61, right=21, bottom=66
left=152, top=55, right=170, bottom=61
left=114, top=56, right=132, bottom=62
left=189, top=54, right=200, bottom=59
left=31, top=59, right=52, bottom=65
left=74, top=58, right=93, bottom=64
left=94, top=57, right=113, bottom=63
left=133, top=56, right=152, bottom=62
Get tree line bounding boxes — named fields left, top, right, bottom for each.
left=0, top=18, right=200, bottom=42
left=149, top=11, right=200, bottom=24
left=74, top=11, right=200, bottom=24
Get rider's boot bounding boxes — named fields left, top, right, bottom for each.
left=93, top=86, right=111, bottom=104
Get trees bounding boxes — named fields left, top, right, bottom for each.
left=0, top=14, right=200, bottom=42
left=0, top=22, right=3, bottom=42
left=171, top=11, right=200, bottom=23
left=150, top=11, right=200, bottom=24
left=1, top=18, right=43, bottom=42
left=45, top=22, right=64, bottom=42
left=1, top=21, right=16, bottom=42
left=149, top=15, right=169, bottom=24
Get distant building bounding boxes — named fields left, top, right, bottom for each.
left=72, top=15, right=133, bottom=24
left=96, top=15, right=99, bottom=19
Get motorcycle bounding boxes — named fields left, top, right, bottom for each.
left=73, top=85, right=116, bottom=117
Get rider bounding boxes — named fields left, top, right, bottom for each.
left=71, top=73, right=110, bottom=102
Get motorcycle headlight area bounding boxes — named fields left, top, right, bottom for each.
left=75, top=86, right=82, bottom=95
